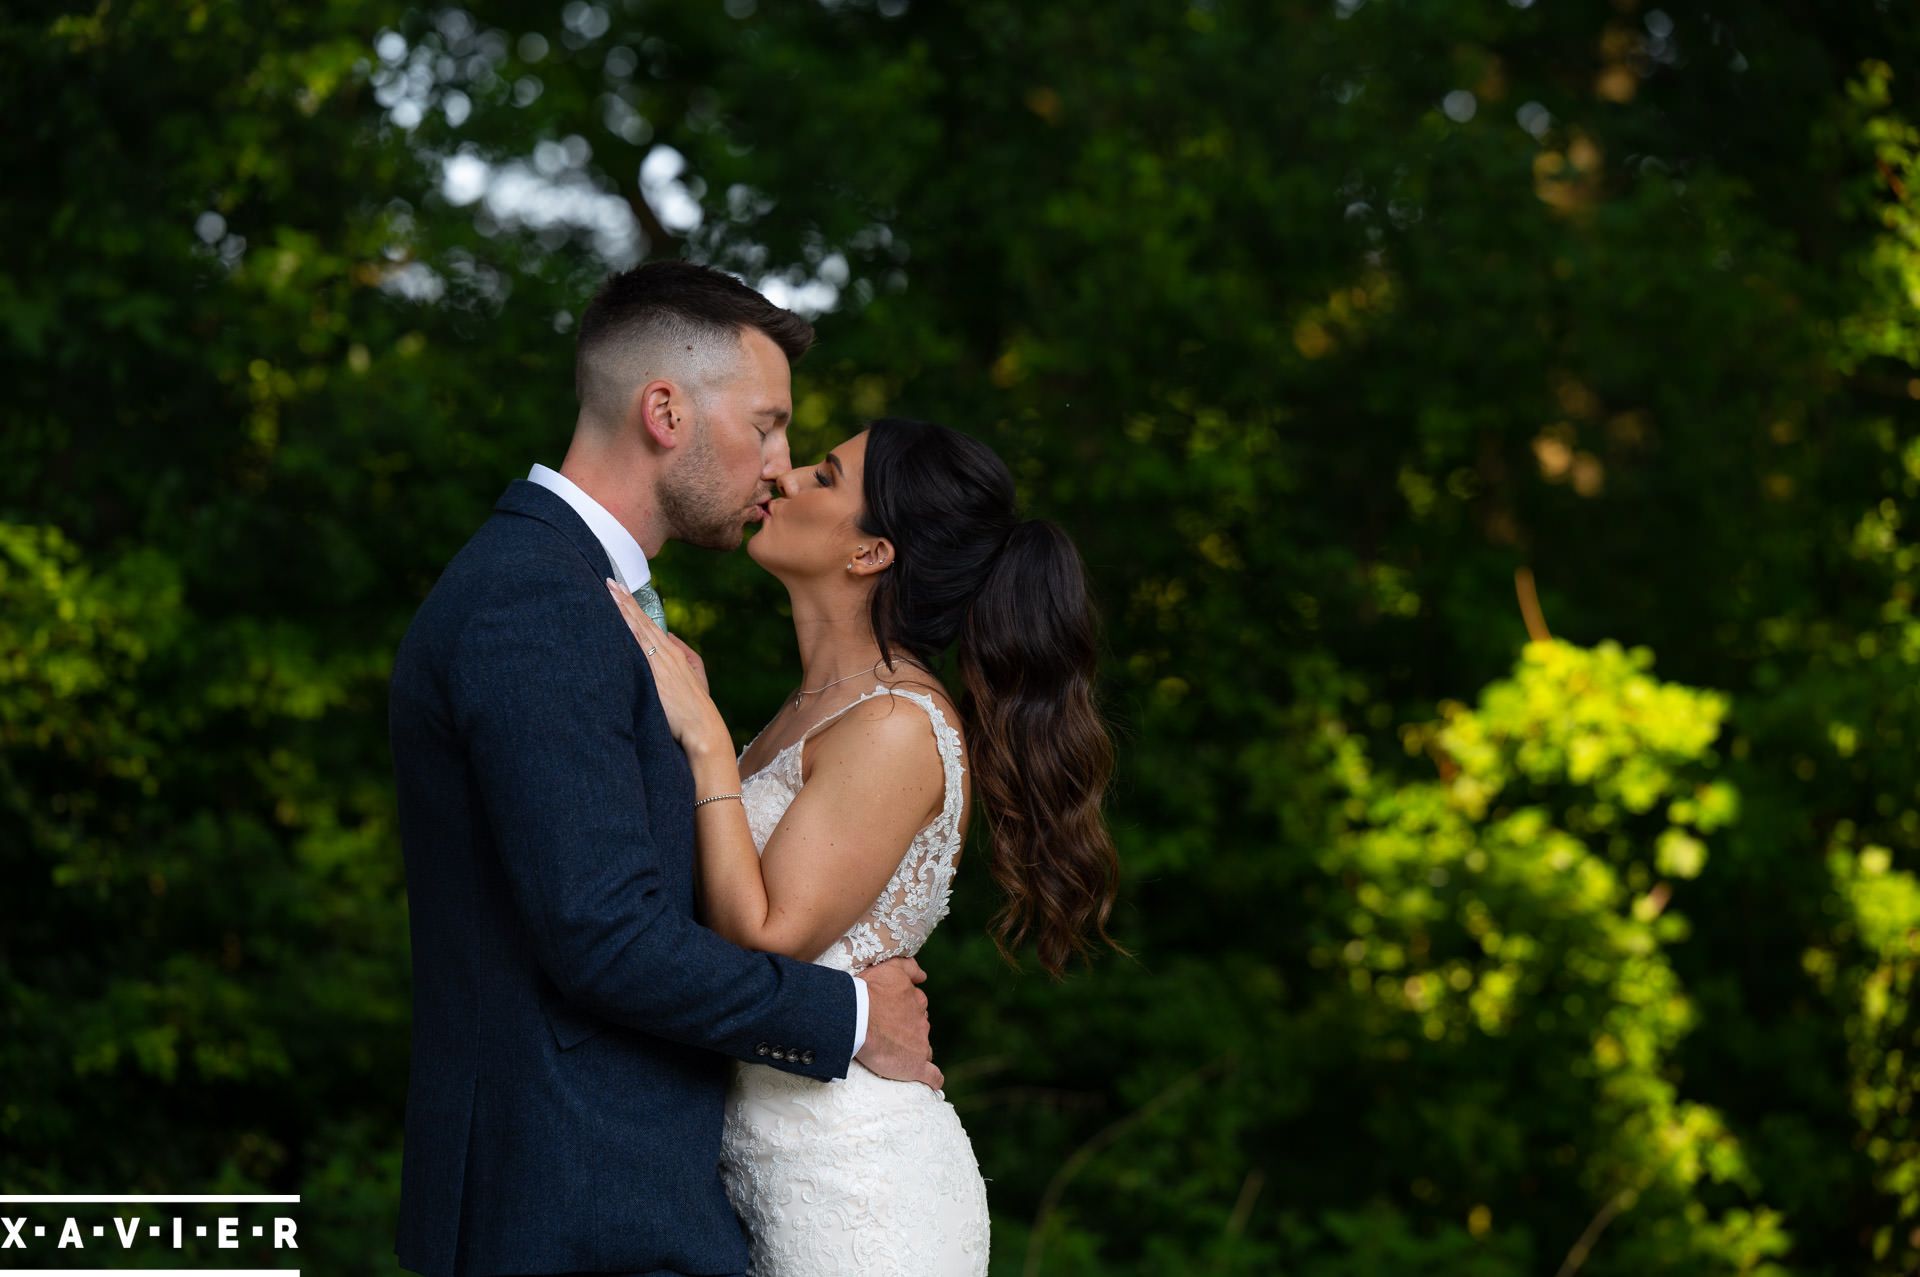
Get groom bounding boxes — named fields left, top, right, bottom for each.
left=389, top=260, right=941, bottom=1277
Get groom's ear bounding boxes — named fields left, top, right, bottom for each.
left=634, top=378, right=685, bottom=449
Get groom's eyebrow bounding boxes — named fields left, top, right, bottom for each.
left=755, top=406, right=791, bottom=425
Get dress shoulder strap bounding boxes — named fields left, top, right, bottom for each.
left=794, top=684, right=895, bottom=745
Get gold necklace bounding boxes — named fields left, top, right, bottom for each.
left=791, top=656, right=934, bottom=707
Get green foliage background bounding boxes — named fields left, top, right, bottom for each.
left=4, top=1, right=1920, bottom=1272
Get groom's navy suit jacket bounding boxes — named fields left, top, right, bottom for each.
left=389, top=480, right=857, bottom=1277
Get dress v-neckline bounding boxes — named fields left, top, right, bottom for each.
left=739, top=734, right=805, bottom=787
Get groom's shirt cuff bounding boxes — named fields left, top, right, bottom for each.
left=850, top=974, right=869, bottom=1057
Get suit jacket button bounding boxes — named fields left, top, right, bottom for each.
left=802, top=1050, right=816, bottom=1064
left=755, top=1043, right=770, bottom=1057
left=770, top=1048, right=786, bottom=1061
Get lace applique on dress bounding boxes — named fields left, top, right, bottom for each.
left=737, top=686, right=969, bottom=975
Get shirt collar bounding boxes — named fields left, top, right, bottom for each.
left=525, top=463, right=652, bottom=590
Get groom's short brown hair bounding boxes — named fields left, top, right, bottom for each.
left=573, top=260, right=815, bottom=424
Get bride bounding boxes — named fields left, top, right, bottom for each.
left=605, top=415, right=1122, bottom=1276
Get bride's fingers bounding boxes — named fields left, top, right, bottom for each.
left=605, top=579, right=646, bottom=640
left=606, top=579, right=666, bottom=648
left=604, top=583, right=710, bottom=706
left=610, top=590, right=668, bottom=674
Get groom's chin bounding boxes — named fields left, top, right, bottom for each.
left=683, top=521, right=748, bottom=553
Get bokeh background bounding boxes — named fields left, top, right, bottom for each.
left=5, top=1, right=1920, bottom=1273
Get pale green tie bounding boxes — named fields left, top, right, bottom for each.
left=629, top=579, right=668, bottom=633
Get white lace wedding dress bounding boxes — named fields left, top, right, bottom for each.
left=720, top=685, right=991, bottom=1276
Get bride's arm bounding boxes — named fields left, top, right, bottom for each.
left=607, top=581, right=940, bottom=961
left=685, top=704, right=940, bottom=960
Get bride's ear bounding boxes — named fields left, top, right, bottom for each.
left=847, top=537, right=895, bottom=577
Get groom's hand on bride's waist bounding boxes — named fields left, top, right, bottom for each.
left=854, top=957, right=942, bottom=1090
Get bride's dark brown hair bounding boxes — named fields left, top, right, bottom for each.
left=856, top=417, right=1122, bottom=977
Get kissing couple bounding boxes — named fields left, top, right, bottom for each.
left=389, top=260, right=1121, bottom=1277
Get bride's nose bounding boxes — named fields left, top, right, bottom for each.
left=771, top=468, right=804, bottom=498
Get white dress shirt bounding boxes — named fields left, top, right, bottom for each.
left=525, top=464, right=870, bottom=1059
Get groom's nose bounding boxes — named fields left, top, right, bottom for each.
left=761, top=434, right=792, bottom=478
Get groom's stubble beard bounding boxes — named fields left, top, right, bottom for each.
left=658, top=412, right=748, bottom=551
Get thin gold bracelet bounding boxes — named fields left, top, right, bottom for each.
left=693, top=792, right=743, bottom=809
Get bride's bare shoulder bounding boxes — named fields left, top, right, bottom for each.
left=853, top=680, right=960, bottom=734
left=802, top=683, right=956, bottom=773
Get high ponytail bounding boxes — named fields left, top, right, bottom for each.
left=957, top=521, right=1123, bottom=977
left=858, top=418, right=1122, bottom=978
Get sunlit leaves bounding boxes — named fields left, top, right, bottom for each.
left=1806, top=844, right=1920, bottom=1270
left=1315, top=639, right=1780, bottom=1265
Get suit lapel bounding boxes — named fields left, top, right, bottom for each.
left=494, top=480, right=616, bottom=581
left=494, top=480, right=693, bottom=829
